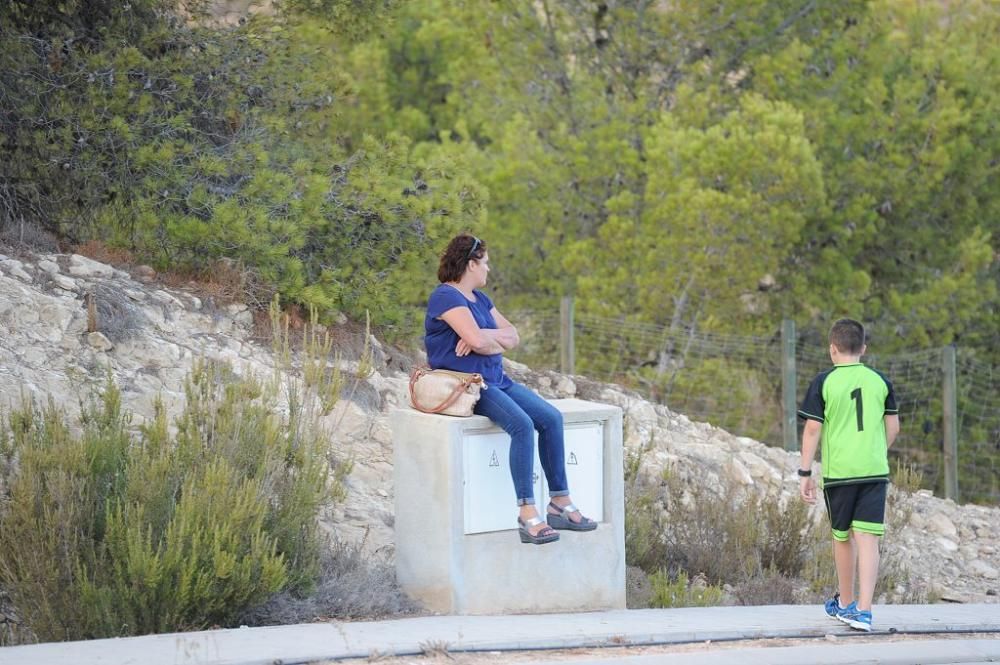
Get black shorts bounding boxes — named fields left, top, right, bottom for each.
left=823, top=482, right=887, bottom=541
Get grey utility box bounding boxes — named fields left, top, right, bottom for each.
left=392, top=398, right=624, bottom=615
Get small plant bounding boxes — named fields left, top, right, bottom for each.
left=733, top=567, right=797, bottom=605
left=419, top=640, right=453, bottom=659
left=648, top=570, right=724, bottom=608
left=238, top=534, right=417, bottom=625
left=891, top=459, right=925, bottom=495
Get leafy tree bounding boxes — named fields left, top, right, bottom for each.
left=749, top=1, right=999, bottom=354
left=569, top=91, right=825, bottom=335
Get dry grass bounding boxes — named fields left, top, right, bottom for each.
left=72, top=239, right=136, bottom=268
left=158, top=258, right=276, bottom=310
left=627, top=466, right=814, bottom=589
left=87, top=283, right=149, bottom=342
left=625, top=442, right=928, bottom=609
left=0, top=219, right=60, bottom=254
left=238, top=536, right=418, bottom=626
left=73, top=239, right=277, bottom=311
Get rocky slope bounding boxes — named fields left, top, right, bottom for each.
left=1, top=250, right=997, bottom=612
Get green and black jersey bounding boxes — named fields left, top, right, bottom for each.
left=798, top=363, right=898, bottom=487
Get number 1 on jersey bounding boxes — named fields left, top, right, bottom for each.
left=850, top=388, right=864, bottom=431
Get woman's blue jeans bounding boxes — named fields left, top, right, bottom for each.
left=473, top=380, right=569, bottom=506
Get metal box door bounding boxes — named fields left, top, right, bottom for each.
left=541, top=421, right=604, bottom=522
left=463, top=431, right=544, bottom=534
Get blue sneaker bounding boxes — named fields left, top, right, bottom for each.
left=841, top=605, right=873, bottom=632
left=824, top=593, right=849, bottom=620
left=836, top=600, right=858, bottom=624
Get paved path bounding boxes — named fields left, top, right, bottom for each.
left=526, top=639, right=1000, bottom=665
left=1, top=604, right=998, bottom=665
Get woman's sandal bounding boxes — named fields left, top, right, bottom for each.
left=546, top=502, right=598, bottom=531
left=518, top=516, right=560, bottom=545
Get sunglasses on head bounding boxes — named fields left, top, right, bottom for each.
left=466, top=236, right=481, bottom=259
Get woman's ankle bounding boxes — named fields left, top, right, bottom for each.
left=518, top=505, right=539, bottom=520
left=549, top=495, right=572, bottom=508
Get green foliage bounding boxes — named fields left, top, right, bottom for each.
left=570, top=91, right=824, bottom=333
left=3, top=0, right=996, bottom=354
left=0, top=357, right=336, bottom=641
left=2, top=0, right=997, bottom=492
left=648, top=570, right=724, bottom=609
left=627, top=468, right=814, bottom=588
left=0, top=7, right=483, bottom=331
left=278, top=0, right=400, bottom=41
left=750, top=1, right=1000, bottom=353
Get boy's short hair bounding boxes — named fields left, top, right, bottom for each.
left=829, top=318, right=866, bottom=354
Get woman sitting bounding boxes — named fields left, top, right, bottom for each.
left=423, top=233, right=597, bottom=544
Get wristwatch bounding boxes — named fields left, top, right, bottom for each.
left=797, top=468, right=812, bottom=477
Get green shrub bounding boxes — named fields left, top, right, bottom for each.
left=626, top=460, right=815, bottom=594
left=648, top=570, right=724, bottom=609
left=0, top=356, right=336, bottom=641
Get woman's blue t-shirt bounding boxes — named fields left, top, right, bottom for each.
left=424, top=284, right=511, bottom=389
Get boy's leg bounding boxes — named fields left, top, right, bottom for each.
left=824, top=485, right=859, bottom=607
left=850, top=482, right=888, bottom=612
left=833, top=537, right=857, bottom=607
left=855, top=532, right=880, bottom=611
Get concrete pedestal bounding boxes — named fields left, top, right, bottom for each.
left=392, top=398, right=624, bottom=615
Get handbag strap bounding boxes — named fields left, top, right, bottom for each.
left=409, top=367, right=481, bottom=414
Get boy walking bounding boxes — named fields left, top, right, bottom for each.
left=798, top=318, right=900, bottom=632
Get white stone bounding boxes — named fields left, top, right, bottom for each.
left=556, top=375, right=576, bottom=396
left=2, top=261, right=31, bottom=281
left=969, top=560, right=999, bottom=580
left=68, top=254, right=114, bottom=278
left=38, top=259, right=61, bottom=274
left=908, top=512, right=927, bottom=530
left=936, top=537, right=959, bottom=553
left=134, top=264, right=156, bottom=281
left=87, top=331, right=114, bottom=352
left=928, top=512, right=959, bottom=539
left=233, top=309, right=253, bottom=327
left=52, top=274, right=78, bottom=292
left=737, top=451, right=779, bottom=482
left=725, top=458, right=754, bottom=486
left=151, top=290, right=183, bottom=308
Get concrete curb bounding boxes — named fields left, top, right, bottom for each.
left=1, top=604, right=998, bottom=665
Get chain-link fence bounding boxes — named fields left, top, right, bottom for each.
left=503, top=304, right=999, bottom=505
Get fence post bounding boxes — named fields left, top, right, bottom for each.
left=560, top=296, right=575, bottom=375
left=781, top=319, right=798, bottom=452
left=942, top=345, right=959, bottom=502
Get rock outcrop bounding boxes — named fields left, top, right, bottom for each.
left=1, top=250, right=997, bottom=606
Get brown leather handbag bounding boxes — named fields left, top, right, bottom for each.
left=408, top=367, right=486, bottom=417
